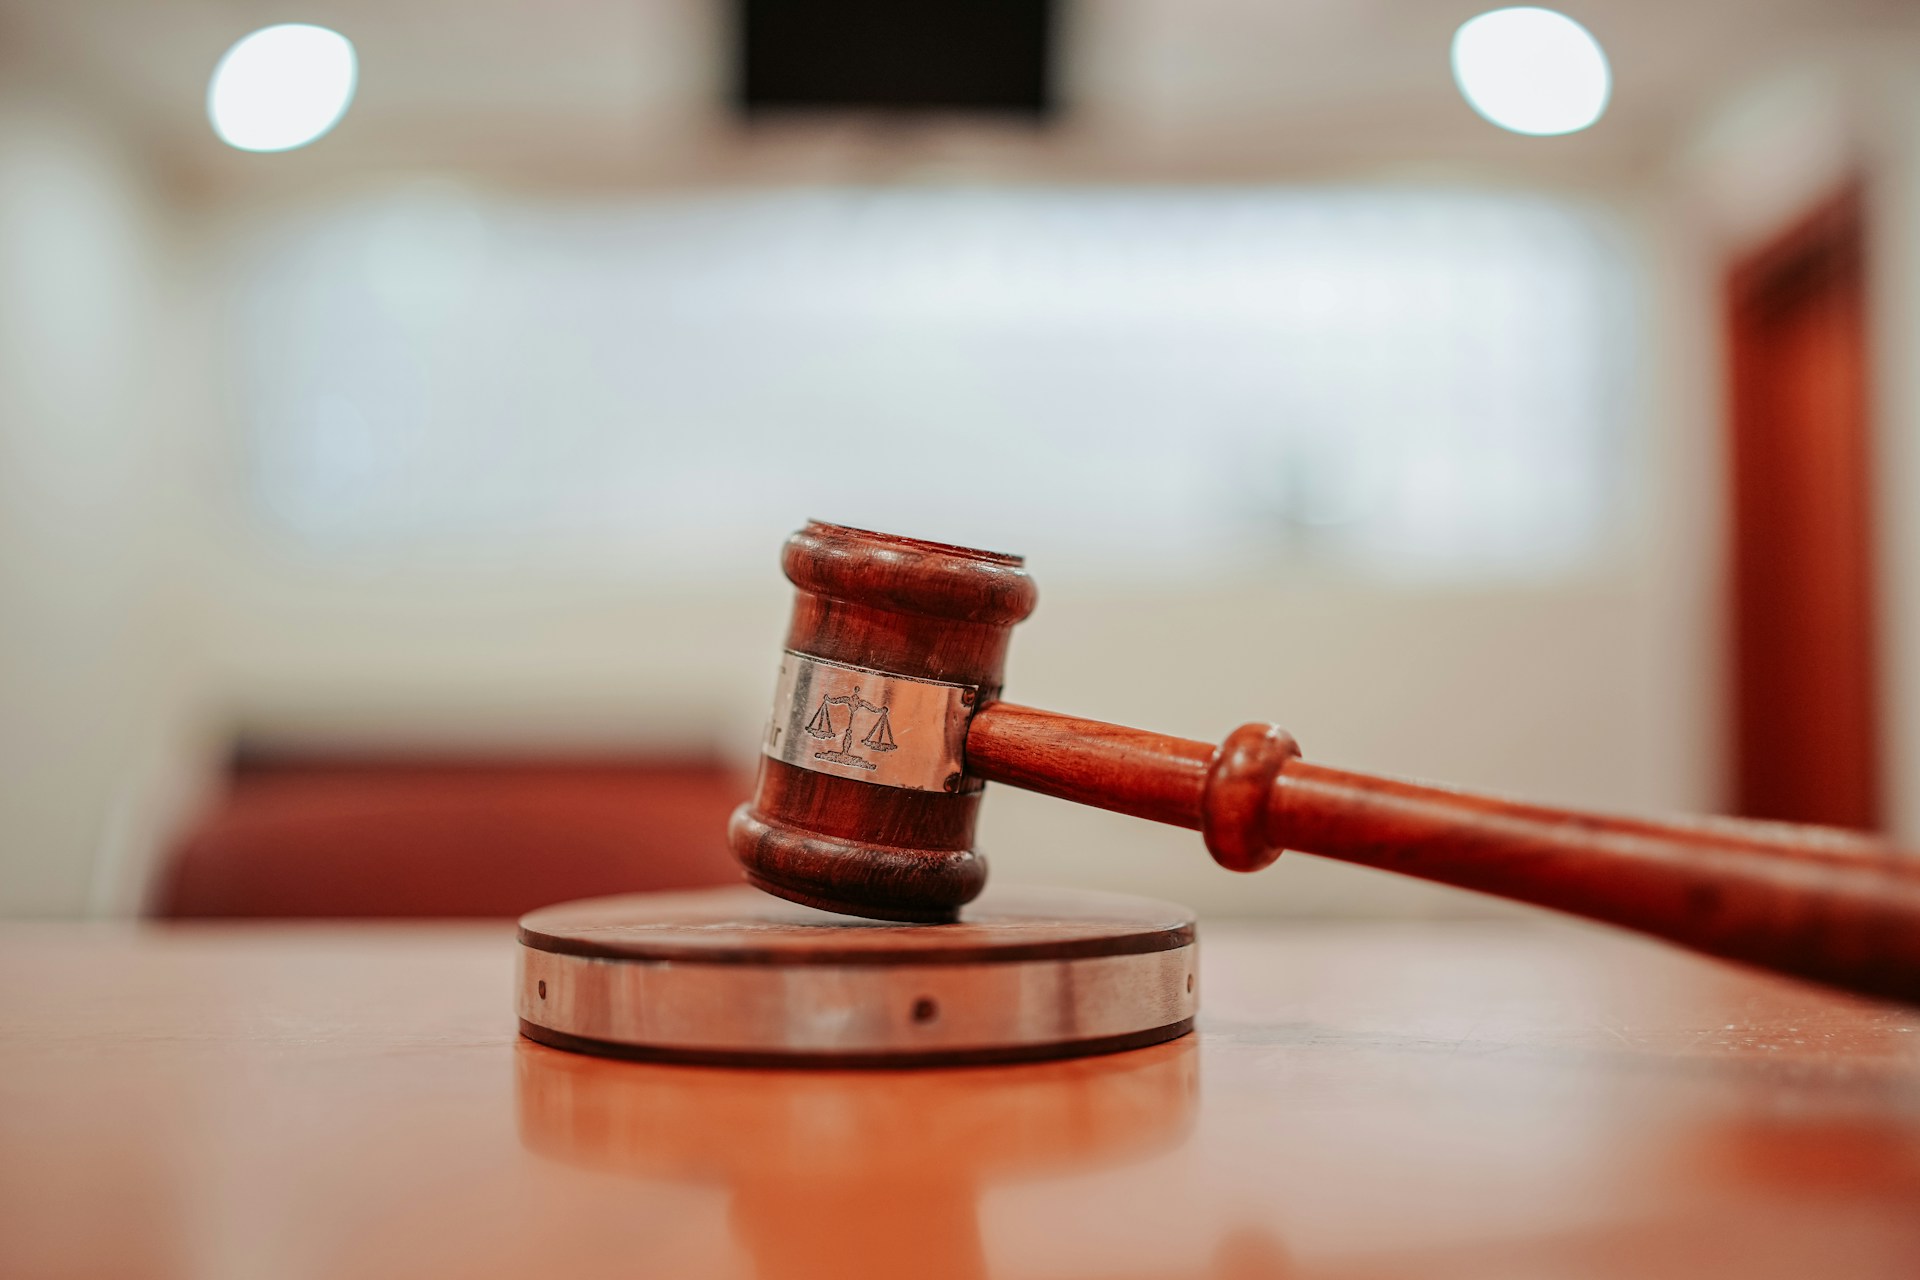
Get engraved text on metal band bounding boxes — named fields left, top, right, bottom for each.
left=764, top=651, right=975, bottom=792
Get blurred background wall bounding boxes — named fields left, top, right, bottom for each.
left=1, top=0, right=1915, bottom=920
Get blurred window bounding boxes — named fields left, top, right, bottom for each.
left=238, top=186, right=1633, bottom=581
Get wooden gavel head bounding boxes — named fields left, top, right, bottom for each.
left=728, top=522, right=1039, bottom=922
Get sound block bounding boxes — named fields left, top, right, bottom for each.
left=517, top=886, right=1197, bottom=1067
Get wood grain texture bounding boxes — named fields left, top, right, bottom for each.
left=956, top=700, right=1214, bottom=824
left=967, top=705, right=1920, bottom=1004
left=518, top=885, right=1194, bottom=965
left=729, top=522, right=1038, bottom=922
left=5, top=922, right=1919, bottom=1279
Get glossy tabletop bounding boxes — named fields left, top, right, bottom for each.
left=3, top=913, right=1919, bottom=1279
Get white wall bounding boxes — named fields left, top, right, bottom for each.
left=0, top=139, right=1729, bottom=922
left=207, top=298, right=1720, bottom=922
left=0, top=94, right=219, bottom=917
left=159, top=167, right=1728, bottom=922
left=1874, top=62, right=1920, bottom=844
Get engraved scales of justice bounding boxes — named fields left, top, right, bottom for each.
left=804, top=686, right=898, bottom=771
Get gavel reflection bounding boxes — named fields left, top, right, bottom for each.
left=515, top=1036, right=1198, bottom=1280
left=731, top=523, right=1920, bottom=1004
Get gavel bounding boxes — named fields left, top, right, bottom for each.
left=729, top=522, right=1920, bottom=1005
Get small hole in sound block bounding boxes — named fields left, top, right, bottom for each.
left=912, top=997, right=938, bottom=1024
left=1186, top=973, right=1193, bottom=994
left=538, top=980, right=547, bottom=1000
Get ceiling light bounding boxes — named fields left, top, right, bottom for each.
left=1451, top=8, right=1610, bottom=137
left=208, top=24, right=358, bottom=153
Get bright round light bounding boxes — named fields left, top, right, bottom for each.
left=1451, top=7, right=1610, bottom=137
left=207, top=24, right=357, bottom=153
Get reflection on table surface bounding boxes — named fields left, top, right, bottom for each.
left=2, top=920, right=1919, bottom=1279
left=517, top=1034, right=1198, bottom=1280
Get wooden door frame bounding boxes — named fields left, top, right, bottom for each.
left=1724, top=182, right=1881, bottom=828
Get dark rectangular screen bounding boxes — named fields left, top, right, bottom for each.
left=737, top=0, right=1055, bottom=116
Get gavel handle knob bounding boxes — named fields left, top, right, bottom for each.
left=964, top=703, right=1920, bottom=1005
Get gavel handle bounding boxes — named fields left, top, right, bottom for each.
left=965, top=703, right=1920, bottom=1005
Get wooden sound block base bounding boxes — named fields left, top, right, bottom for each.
left=516, top=886, right=1197, bottom=1067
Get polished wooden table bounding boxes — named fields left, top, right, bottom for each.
left=4, top=915, right=1918, bottom=1279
